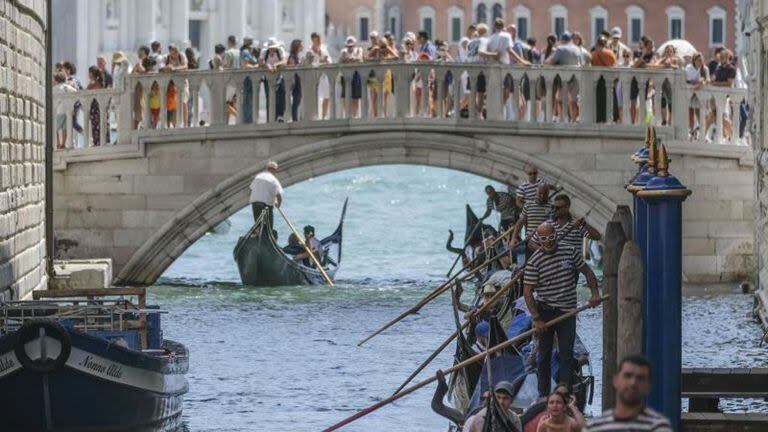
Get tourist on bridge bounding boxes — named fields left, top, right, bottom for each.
left=511, top=185, right=553, bottom=247
left=587, top=355, right=672, bottom=431
left=550, top=194, right=601, bottom=251
left=249, top=161, right=283, bottom=227
left=523, top=222, right=599, bottom=398
left=483, top=185, right=520, bottom=233
left=222, top=35, right=239, bottom=69
left=464, top=381, right=522, bottom=432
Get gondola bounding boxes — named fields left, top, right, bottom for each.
left=233, top=198, right=348, bottom=287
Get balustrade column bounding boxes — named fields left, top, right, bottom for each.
left=621, top=78, right=632, bottom=125
left=468, top=72, right=478, bottom=120
left=671, top=74, right=689, bottom=140
left=579, top=69, right=596, bottom=124
left=98, top=96, right=107, bottom=146
left=543, top=75, right=553, bottom=122
left=393, top=65, right=410, bottom=118
left=485, top=67, right=502, bottom=121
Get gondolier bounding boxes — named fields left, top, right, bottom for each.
left=523, top=222, right=600, bottom=398
left=249, top=161, right=283, bottom=226
left=511, top=185, right=553, bottom=246
left=550, top=194, right=601, bottom=250
left=482, top=185, right=520, bottom=232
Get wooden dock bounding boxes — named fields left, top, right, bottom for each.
left=680, top=368, right=768, bottom=431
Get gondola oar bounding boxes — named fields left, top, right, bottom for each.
left=389, top=263, right=529, bottom=396
left=276, top=206, right=334, bottom=287
left=321, top=296, right=608, bottom=432
left=358, top=222, right=524, bottom=347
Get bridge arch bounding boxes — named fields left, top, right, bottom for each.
left=114, top=131, right=618, bottom=285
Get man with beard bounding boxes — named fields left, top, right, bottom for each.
left=587, top=355, right=672, bottom=431
left=523, top=222, right=600, bottom=398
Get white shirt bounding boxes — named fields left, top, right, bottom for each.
left=684, top=63, right=702, bottom=83
left=306, top=45, right=332, bottom=66
left=249, top=171, right=283, bottom=205
left=487, top=31, right=512, bottom=65
left=53, top=83, right=77, bottom=115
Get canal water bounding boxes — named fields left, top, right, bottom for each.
left=152, top=165, right=766, bottom=431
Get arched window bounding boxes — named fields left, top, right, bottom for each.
left=476, top=3, right=487, bottom=25
left=549, top=5, right=567, bottom=38
left=666, top=6, right=685, bottom=40
left=513, top=5, right=531, bottom=40
left=492, top=3, right=503, bottom=21
left=625, top=5, right=645, bottom=44
left=589, top=6, right=608, bottom=45
left=447, top=6, right=465, bottom=43
left=707, top=6, right=726, bottom=46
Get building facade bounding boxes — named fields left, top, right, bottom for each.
left=0, top=0, right=49, bottom=300
left=52, top=0, right=325, bottom=83
left=327, top=0, right=739, bottom=57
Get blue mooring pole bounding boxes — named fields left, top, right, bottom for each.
left=636, top=143, right=691, bottom=429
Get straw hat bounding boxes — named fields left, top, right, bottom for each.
left=345, top=36, right=357, bottom=47
left=112, top=51, right=127, bottom=63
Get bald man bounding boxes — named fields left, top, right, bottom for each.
left=523, top=221, right=600, bottom=397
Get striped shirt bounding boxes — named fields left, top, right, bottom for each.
left=514, top=178, right=545, bottom=203
left=521, top=201, right=553, bottom=234
left=587, top=408, right=673, bottom=432
left=487, top=192, right=520, bottom=222
left=524, top=246, right=583, bottom=309
left=553, top=219, right=589, bottom=250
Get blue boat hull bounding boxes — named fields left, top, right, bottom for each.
left=0, top=322, right=188, bottom=432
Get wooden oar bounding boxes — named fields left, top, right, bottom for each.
left=276, top=206, right=334, bottom=287
left=357, top=223, right=520, bottom=347
left=390, top=264, right=528, bottom=395
left=321, top=296, right=608, bottom=432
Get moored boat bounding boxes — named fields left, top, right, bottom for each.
left=0, top=287, right=188, bottom=432
left=234, top=198, right=348, bottom=287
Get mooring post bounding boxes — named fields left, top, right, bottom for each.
left=602, top=220, right=627, bottom=410
left=612, top=205, right=633, bottom=241
left=637, top=144, right=691, bottom=429
left=626, top=127, right=656, bottom=350
left=617, top=240, right=643, bottom=361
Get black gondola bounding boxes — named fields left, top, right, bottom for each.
left=233, top=198, right=348, bottom=287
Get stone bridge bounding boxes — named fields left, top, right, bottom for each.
left=51, top=63, right=753, bottom=285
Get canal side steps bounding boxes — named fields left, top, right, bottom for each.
left=754, top=286, right=768, bottom=331
left=681, top=368, right=768, bottom=431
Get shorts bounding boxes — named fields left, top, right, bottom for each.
left=661, top=80, right=672, bottom=109
left=367, top=70, right=378, bottom=92
left=476, top=73, right=486, bottom=93
left=630, top=79, right=639, bottom=100
left=351, top=73, right=362, bottom=99
left=317, top=75, right=330, bottom=100
left=55, top=113, right=66, bottom=131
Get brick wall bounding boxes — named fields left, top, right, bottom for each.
left=0, top=0, right=48, bottom=300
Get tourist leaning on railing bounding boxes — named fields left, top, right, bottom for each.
left=685, top=53, right=710, bottom=140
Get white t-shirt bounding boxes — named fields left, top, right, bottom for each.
left=53, top=83, right=77, bottom=116
left=249, top=171, right=283, bottom=205
left=684, top=63, right=702, bottom=83
left=306, top=45, right=332, bottom=66
left=487, top=31, right=512, bottom=65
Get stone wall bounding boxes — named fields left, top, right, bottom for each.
left=0, top=0, right=48, bottom=299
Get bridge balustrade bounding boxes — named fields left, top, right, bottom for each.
left=51, top=63, right=748, bottom=150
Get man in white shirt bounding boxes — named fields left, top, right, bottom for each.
left=249, top=161, right=283, bottom=227
left=222, top=35, right=240, bottom=70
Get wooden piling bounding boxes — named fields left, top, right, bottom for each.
left=602, top=220, right=627, bottom=410
left=617, top=240, right=643, bottom=362
left=612, top=205, right=633, bottom=241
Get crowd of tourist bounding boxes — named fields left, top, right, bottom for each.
left=53, top=18, right=748, bottom=148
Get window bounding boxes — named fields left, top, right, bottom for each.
left=626, top=5, right=644, bottom=44
left=356, top=7, right=372, bottom=41
left=549, top=5, right=567, bottom=38
left=419, top=6, right=436, bottom=39
left=514, top=5, right=531, bottom=41
left=476, top=3, right=487, bottom=25
left=492, top=3, right=503, bottom=21
left=359, top=17, right=369, bottom=41
left=447, top=6, right=465, bottom=43
left=189, top=20, right=202, bottom=49
left=666, top=6, right=685, bottom=40
left=589, top=6, right=608, bottom=45
left=708, top=6, right=726, bottom=46
left=387, top=7, right=400, bottom=40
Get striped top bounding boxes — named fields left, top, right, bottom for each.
left=486, top=192, right=519, bottom=222
left=521, top=201, right=553, bottom=235
left=587, top=408, right=673, bottom=432
left=514, top=178, right=545, bottom=203
left=524, top=246, right=583, bottom=309
left=553, top=219, right=589, bottom=250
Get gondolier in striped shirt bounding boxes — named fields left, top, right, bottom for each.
left=514, top=163, right=557, bottom=207
left=511, top=185, right=553, bottom=248
left=249, top=161, right=283, bottom=227
left=523, top=222, right=600, bottom=398
left=587, top=355, right=672, bottom=431
left=482, top=185, right=520, bottom=232
left=550, top=194, right=601, bottom=250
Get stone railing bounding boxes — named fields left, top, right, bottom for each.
left=52, top=62, right=749, bottom=150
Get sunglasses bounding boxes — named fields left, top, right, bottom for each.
left=537, top=233, right=557, bottom=243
